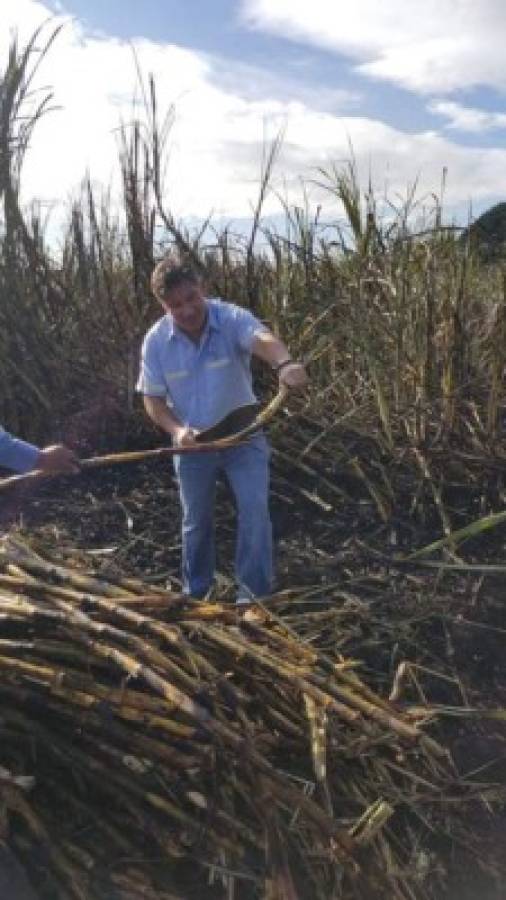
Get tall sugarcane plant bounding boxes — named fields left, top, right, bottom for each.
left=0, top=24, right=503, bottom=455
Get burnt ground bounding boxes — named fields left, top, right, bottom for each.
left=2, top=434, right=506, bottom=899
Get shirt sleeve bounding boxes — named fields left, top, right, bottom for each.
left=228, top=305, right=269, bottom=353
left=0, top=427, right=40, bottom=473
left=136, top=332, right=167, bottom=397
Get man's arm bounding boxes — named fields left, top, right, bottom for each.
left=0, top=428, right=39, bottom=473
left=138, top=332, right=198, bottom=447
left=0, top=428, right=78, bottom=474
left=251, top=332, right=308, bottom=389
left=143, top=396, right=197, bottom=446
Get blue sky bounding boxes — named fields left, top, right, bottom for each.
left=46, top=0, right=506, bottom=143
left=3, top=0, right=506, bottom=226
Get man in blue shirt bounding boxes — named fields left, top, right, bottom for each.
left=0, top=428, right=78, bottom=475
left=137, top=259, right=308, bottom=605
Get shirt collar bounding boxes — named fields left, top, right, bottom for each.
left=207, top=302, right=220, bottom=332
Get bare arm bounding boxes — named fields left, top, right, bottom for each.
left=251, top=332, right=308, bottom=388
left=143, top=396, right=196, bottom=445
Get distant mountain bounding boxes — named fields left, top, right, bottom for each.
left=464, top=202, right=506, bottom=259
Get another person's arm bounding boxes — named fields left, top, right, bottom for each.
left=37, top=445, right=79, bottom=473
left=0, top=427, right=78, bottom=474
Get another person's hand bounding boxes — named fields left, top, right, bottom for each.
left=173, top=426, right=199, bottom=447
left=37, top=444, right=80, bottom=474
left=277, top=361, right=308, bottom=390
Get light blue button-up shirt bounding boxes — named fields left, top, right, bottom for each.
left=0, top=427, right=39, bottom=473
left=136, top=298, right=268, bottom=430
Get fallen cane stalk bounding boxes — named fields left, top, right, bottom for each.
left=0, top=535, right=469, bottom=897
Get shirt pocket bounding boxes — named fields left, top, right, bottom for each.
left=205, top=357, right=231, bottom=370
left=165, top=369, right=190, bottom=383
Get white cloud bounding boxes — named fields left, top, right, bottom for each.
left=1, top=1, right=357, bottom=220
left=428, top=100, right=506, bottom=132
left=242, top=0, right=506, bottom=94
left=208, top=55, right=360, bottom=115
left=1, top=0, right=506, bottom=229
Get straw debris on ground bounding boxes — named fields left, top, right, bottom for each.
left=0, top=529, right=498, bottom=900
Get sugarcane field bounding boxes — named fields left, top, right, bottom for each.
left=1, top=21, right=506, bottom=900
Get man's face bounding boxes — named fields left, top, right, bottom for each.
left=161, top=280, right=207, bottom=338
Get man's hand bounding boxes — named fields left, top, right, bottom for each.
left=173, top=426, right=199, bottom=447
left=37, top=444, right=80, bottom=474
left=278, top=362, right=308, bottom=390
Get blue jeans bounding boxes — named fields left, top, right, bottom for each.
left=173, top=435, right=273, bottom=600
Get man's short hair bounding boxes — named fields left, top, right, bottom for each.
left=151, top=258, right=200, bottom=300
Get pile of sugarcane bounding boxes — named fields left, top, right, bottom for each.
left=0, top=535, right=481, bottom=900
